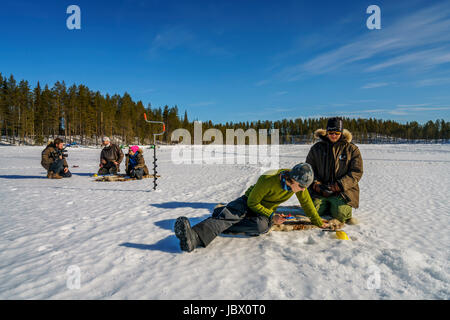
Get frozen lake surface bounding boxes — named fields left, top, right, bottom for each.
left=0, top=144, right=449, bottom=299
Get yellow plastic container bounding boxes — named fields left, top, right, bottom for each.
left=336, top=230, right=350, bottom=240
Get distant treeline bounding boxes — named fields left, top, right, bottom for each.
left=1, top=73, right=449, bottom=145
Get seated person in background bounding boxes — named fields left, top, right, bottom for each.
left=98, top=137, right=124, bottom=175
left=125, top=145, right=149, bottom=180
left=41, top=138, right=72, bottom=179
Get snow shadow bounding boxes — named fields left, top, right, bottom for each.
left=154, top=216, right=209, bottom=231
left=120, top=236, right=180, bottom=253
left=71, top=172, right=94, bottom=177
left=150, top=202, right=217, bottom=210
left=0, top=174, right=46, bottom=179
left=48, top=186, right=150, bottom=193
left=120, top=216, right=210, bottom=254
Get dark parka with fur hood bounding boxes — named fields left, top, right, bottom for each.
left=306, top=129, right=363, bottom=208
left=125, top=148, right=150, bottom=176
left=41, top=142, right=68, bottom=171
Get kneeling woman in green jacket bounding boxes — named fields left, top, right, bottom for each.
left=174, top=163, right=329, bottom=252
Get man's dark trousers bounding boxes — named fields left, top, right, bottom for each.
left=192, top=195, right=272, bottom=247
left=49, top=159, right=72, bottom=177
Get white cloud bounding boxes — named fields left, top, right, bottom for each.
left=277, top=3, right=450, bottom=80
left=415, top=77, right=450, bottom=87
left=366, top=47, right=450, bottom=72
left=331, top=103, right=349, bottom=107
left=326, top=104, right=450, bottom=117
left=149, top=26, right=195, bottom=56
left=361, top=82, right=390, bottom=89
left=149, top=25, right=231, bottom=58
left=400, top=106, right=450, bottom=111
left=254, top=79, right=271, bottom=87
left=396, top=103, right=431, bottom=107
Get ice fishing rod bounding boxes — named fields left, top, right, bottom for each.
left=144, top=113, right=166, bottom=191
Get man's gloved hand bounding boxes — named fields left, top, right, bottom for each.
left=319, top=184, right=333, bottom=198
left=312, top=181, right=322, bottom=194
left=313, top=181, right=336, bottom=197
left=330, top=182, right=341, bottom=193
left=319, top=219, right=330, bottom=229
left=272, top=214, right=286, bottom=225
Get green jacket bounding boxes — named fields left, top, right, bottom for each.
left=244, top=169, right=323, bottom=226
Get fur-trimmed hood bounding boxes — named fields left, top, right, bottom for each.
left=314, top=128, right=353, bottom=143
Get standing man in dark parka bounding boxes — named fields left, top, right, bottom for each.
left=306, top=117, right=363, bottom=224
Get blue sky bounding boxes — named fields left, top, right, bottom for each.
left=1, top=0, right=450, bottom=124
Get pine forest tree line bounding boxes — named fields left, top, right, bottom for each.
left=1, top=73, right=449, bottom=145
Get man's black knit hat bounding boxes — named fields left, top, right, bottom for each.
left=326, top=117, right=343, bottom=132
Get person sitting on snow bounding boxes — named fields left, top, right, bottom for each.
left=306, top=117, right=363, bottom=224
left=125, top=145, right=149, bottom=180
left=41, top=138, right=72, bottom=179
left=98, top=136, right=124, bottom=175
left=174, top=163, right=330, bottom=252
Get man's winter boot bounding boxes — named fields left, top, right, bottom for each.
left=174, top=217, right=202, bottom=252
left=47, top=171, right=62, bottom=179
left=53, top=172, right=63, bottom=179
left=346, top=217, right=359, bottom=225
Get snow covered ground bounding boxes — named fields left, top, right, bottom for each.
left=0, top=144, right=449, bottom=299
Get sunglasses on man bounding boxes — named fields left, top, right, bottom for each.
left=327, top=131, right=342, bottom=136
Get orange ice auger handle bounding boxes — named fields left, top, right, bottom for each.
left=143, top=113, right=165, bottom=145
left=143, top=113, right=165, bottom=134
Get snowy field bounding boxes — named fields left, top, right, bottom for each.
left=0, top=144, right=449, bottom=299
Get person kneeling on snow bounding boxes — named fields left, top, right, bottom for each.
left=306, top=117, right=363, bottom=224
left=41, top=138, right=72, bottom=179
left=125, top=145, right=149, bottom=180
left=98, top=136, right=124, bottom=175
left=174, top=163, right=330, bottom=252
